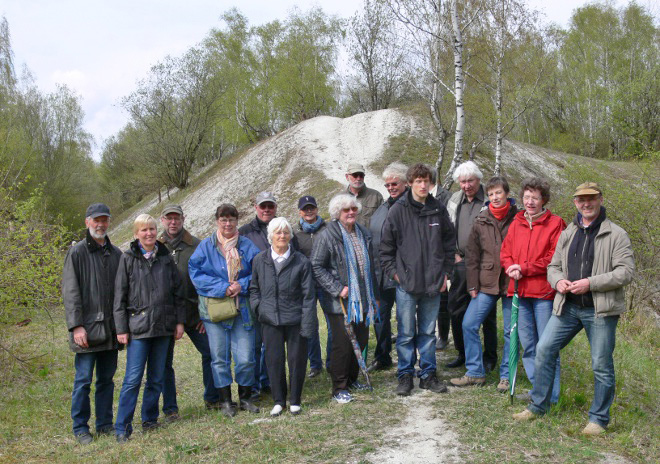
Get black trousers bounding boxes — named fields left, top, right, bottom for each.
left=437, top=290, right=450, bottom=342
left=327, top=313, right=369, bottom=395
left=261, top=323, right=308, bottom=407
left=449, top=261, right=498, bottom=364
left=373, top=287, right=396, bottom=365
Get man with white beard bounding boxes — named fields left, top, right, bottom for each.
left=62, top=203, right=122, bottom=445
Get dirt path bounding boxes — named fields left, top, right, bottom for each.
left=363, top=389, right=462, bottom=464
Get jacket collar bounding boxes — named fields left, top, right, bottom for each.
left=327, top=220, right=371, bottom=243
left=128, top=239, right=169, bottom=257
left=85, top=229, right=112, bottom=252
left=398, top=189, right=443, bottom=216
left=158, top=228, right=195, bottom=247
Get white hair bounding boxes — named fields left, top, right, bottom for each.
left=382, top=162, right=408, bottom=182
left=452, top=161, right=483, bottom=182
left=328, top=194, right=362, bottom=220
left=267, top=217, right=293, bottom=244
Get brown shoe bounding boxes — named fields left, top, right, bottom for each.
left=512, top=409, right=537, bottom=421
left=449, top=375, right=486, bottom=387
left=496, top=378, right=510, bottom=393
left=582, top=422, right=606, bottom=435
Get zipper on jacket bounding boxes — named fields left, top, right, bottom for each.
left=579, top=227, right=589, bottom=307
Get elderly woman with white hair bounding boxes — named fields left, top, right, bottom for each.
left=249, top=217, right=317, bottom=416
left=311, top=194, right=380, bottom=404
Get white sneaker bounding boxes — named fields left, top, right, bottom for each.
left=289, top=405, right=301, bottom=415
left=270, top=404, right=283, bottom=417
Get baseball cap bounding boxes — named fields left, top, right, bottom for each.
left=85, top=203, right=111, bottom=219
left=256, top=191, right=277, bottom=205
left=161, top=204, right=184, bottom=216
left=573, top=182, right=602, bottom=197
left=298, top=196, right=318, bottom=210
left=347, top=162, right=365, bottom=175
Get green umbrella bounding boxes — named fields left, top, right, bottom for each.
left=508, top=280, right=520, bottom=404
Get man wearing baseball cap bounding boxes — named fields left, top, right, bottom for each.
left=62, top=203, right=122, bottom=444
left=514, top=182, right=635, bottom=435
left=157, top=205, right=220, bottom=418
left=345, top=162, right=383, bottom=228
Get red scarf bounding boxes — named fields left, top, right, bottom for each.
left=489, top=201, right=511, bottom=221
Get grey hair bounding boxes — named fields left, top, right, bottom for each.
left=452, top=161, right=483, bottom=182
left=267, top=217, right=293, bottom=244
left=382, top=162, right=408, bottom=182
left=328, top=194, right=362, bottom=220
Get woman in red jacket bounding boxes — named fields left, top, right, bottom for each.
left=500, top=178, right=565, bottom=403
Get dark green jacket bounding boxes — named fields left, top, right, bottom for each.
left=63, top=230, right=122, bottom=353
left=158, top=229, right=201, bottom=329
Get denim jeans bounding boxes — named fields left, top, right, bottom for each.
left=518, top=297, right=560, bottom=403
left=115, top=336, right=170, bottom=436
left=307, top=288, right=333, bottom=370
left=71, top=349, right=118, bottom=435
left=395, top=287, right=440, bottom=378
left=463, top=293, right=512, bottom=379
left=373, top=287, right=396, bottom=365
left=204, top=319, right=255, bottom=388
left=162, top=327, right=219, bottom=414
left=529, top=303, right=619, bottom=426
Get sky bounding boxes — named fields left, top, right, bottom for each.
left=1, top=0, right=633, bottom=160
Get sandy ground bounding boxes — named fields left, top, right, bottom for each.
left=363, top=391, right=462, bottom=464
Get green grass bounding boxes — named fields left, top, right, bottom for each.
left=1, top=301, right=657, bottom=463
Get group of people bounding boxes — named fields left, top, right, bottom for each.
left=63, top=160, right=634, bottom=445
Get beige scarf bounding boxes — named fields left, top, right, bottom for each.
left=524, top=208, right=546, bottom=229
left=216, top=230, right=242, bottom=280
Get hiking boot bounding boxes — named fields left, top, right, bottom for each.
left=75, top=431, right=93, bottom=445
left=367, top=359, right=392, bottom=372
left=512, top=409, right=537, bottom=421
left=96, top=425, right=114, bottom=436
left=164, top=411, right=180, bottom=423
left=496, top=378, right=510, bottom=393
left=582, top=422, right=606, bottom=436
left=419, top=374, right=448, bottom=393
left=396, top=374, right=414, bottom=396
left=116, top=433, right=129, bottom=444
left=142, top=420, right=161, bottom=432
left=219, top=386, right=237, bottom=418
left=445, top=357, right=465, bottom=368
left=205, top=400, right=221, bottom=411
left=238, top=385, right=260, bottom=413
left=450, top=375, right=486, bottom=387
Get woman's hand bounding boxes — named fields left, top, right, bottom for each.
left=339, top=286, right=349, bottom=299
left=117, top=333, right=129, bottom=344
left=506, top=264, right=522, bottom=280
left=196, top=321, right=206, bottom=334
left=174, top=323, right=184, bottom=340
left=226, top=281, right=241, bottom=297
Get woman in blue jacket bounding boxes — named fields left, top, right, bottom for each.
left=189, top=204, right=260, bottom=417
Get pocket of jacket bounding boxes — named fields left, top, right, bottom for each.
left=128, top=309, right=150, bottom=335
left=163, top=306, right=177, bottom=331
left=84, top=312, right=108, bottom=346
left=480, top=262, right=494, bottom=270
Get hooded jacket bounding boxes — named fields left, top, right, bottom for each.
left=63, top=230, right=122, bottom=353
left=379, top=190, right=455, bottom=296
left=113, top=240, right=186, bottom=340
left=249, top=249, right=317, bottom=338
left=500, top=209, right=566, bottom=299
left=465, top=200, right=519, bottom=296
left=310, top=220, right=380, bottom=314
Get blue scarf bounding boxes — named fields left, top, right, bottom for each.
left=300, top=216, right=324, bottom=233
left=138, top=242, right=158, bottom=260
left=338, top=223, right=378, bottom=326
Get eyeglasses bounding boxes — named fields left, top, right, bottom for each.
left=162, top=216, right=182, bottom=222
left=258, top=203, right=276, bottom=210
left=384, top=182, right=401, bottom=188
left=349, top=173, right=365, bottom=179
left=302, top=206, right=318, bottom=212
left=342, top=206, right=359, bottom=213
left=218, top=218, right=237, bottom=224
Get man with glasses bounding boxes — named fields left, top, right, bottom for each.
left=368, top=162, right=408, bottom=371
left=158, top=205, right=218, bottom=418
left=345, top=162, right=384, bottom=228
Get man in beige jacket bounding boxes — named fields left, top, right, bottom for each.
left=513, top=182, right=634, bottom=435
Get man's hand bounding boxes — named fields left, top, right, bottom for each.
left=196, top=321, right=206, bottom=334
left=455, top=254, right=463, bottom=263
left=469, top=289, right=477, bottom=299
left=393, top=274, right=400, bottom=284
left=340, top=286, right=349, bottom=299
left=117, top=333, right=129, bottom=345
left=556, top=279, right=571, bottom=294
left=174, top=323, right=184, bottom=340
left=73, top=326, right=88, bottom=348
left=567, top=278, right=590, bottom=295
left=440, top=275, right=448, bottom=293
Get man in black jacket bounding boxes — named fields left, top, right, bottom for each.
left=62, top=203, right=122, bottom=444
left=380, top=164, right=455, bottom=396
